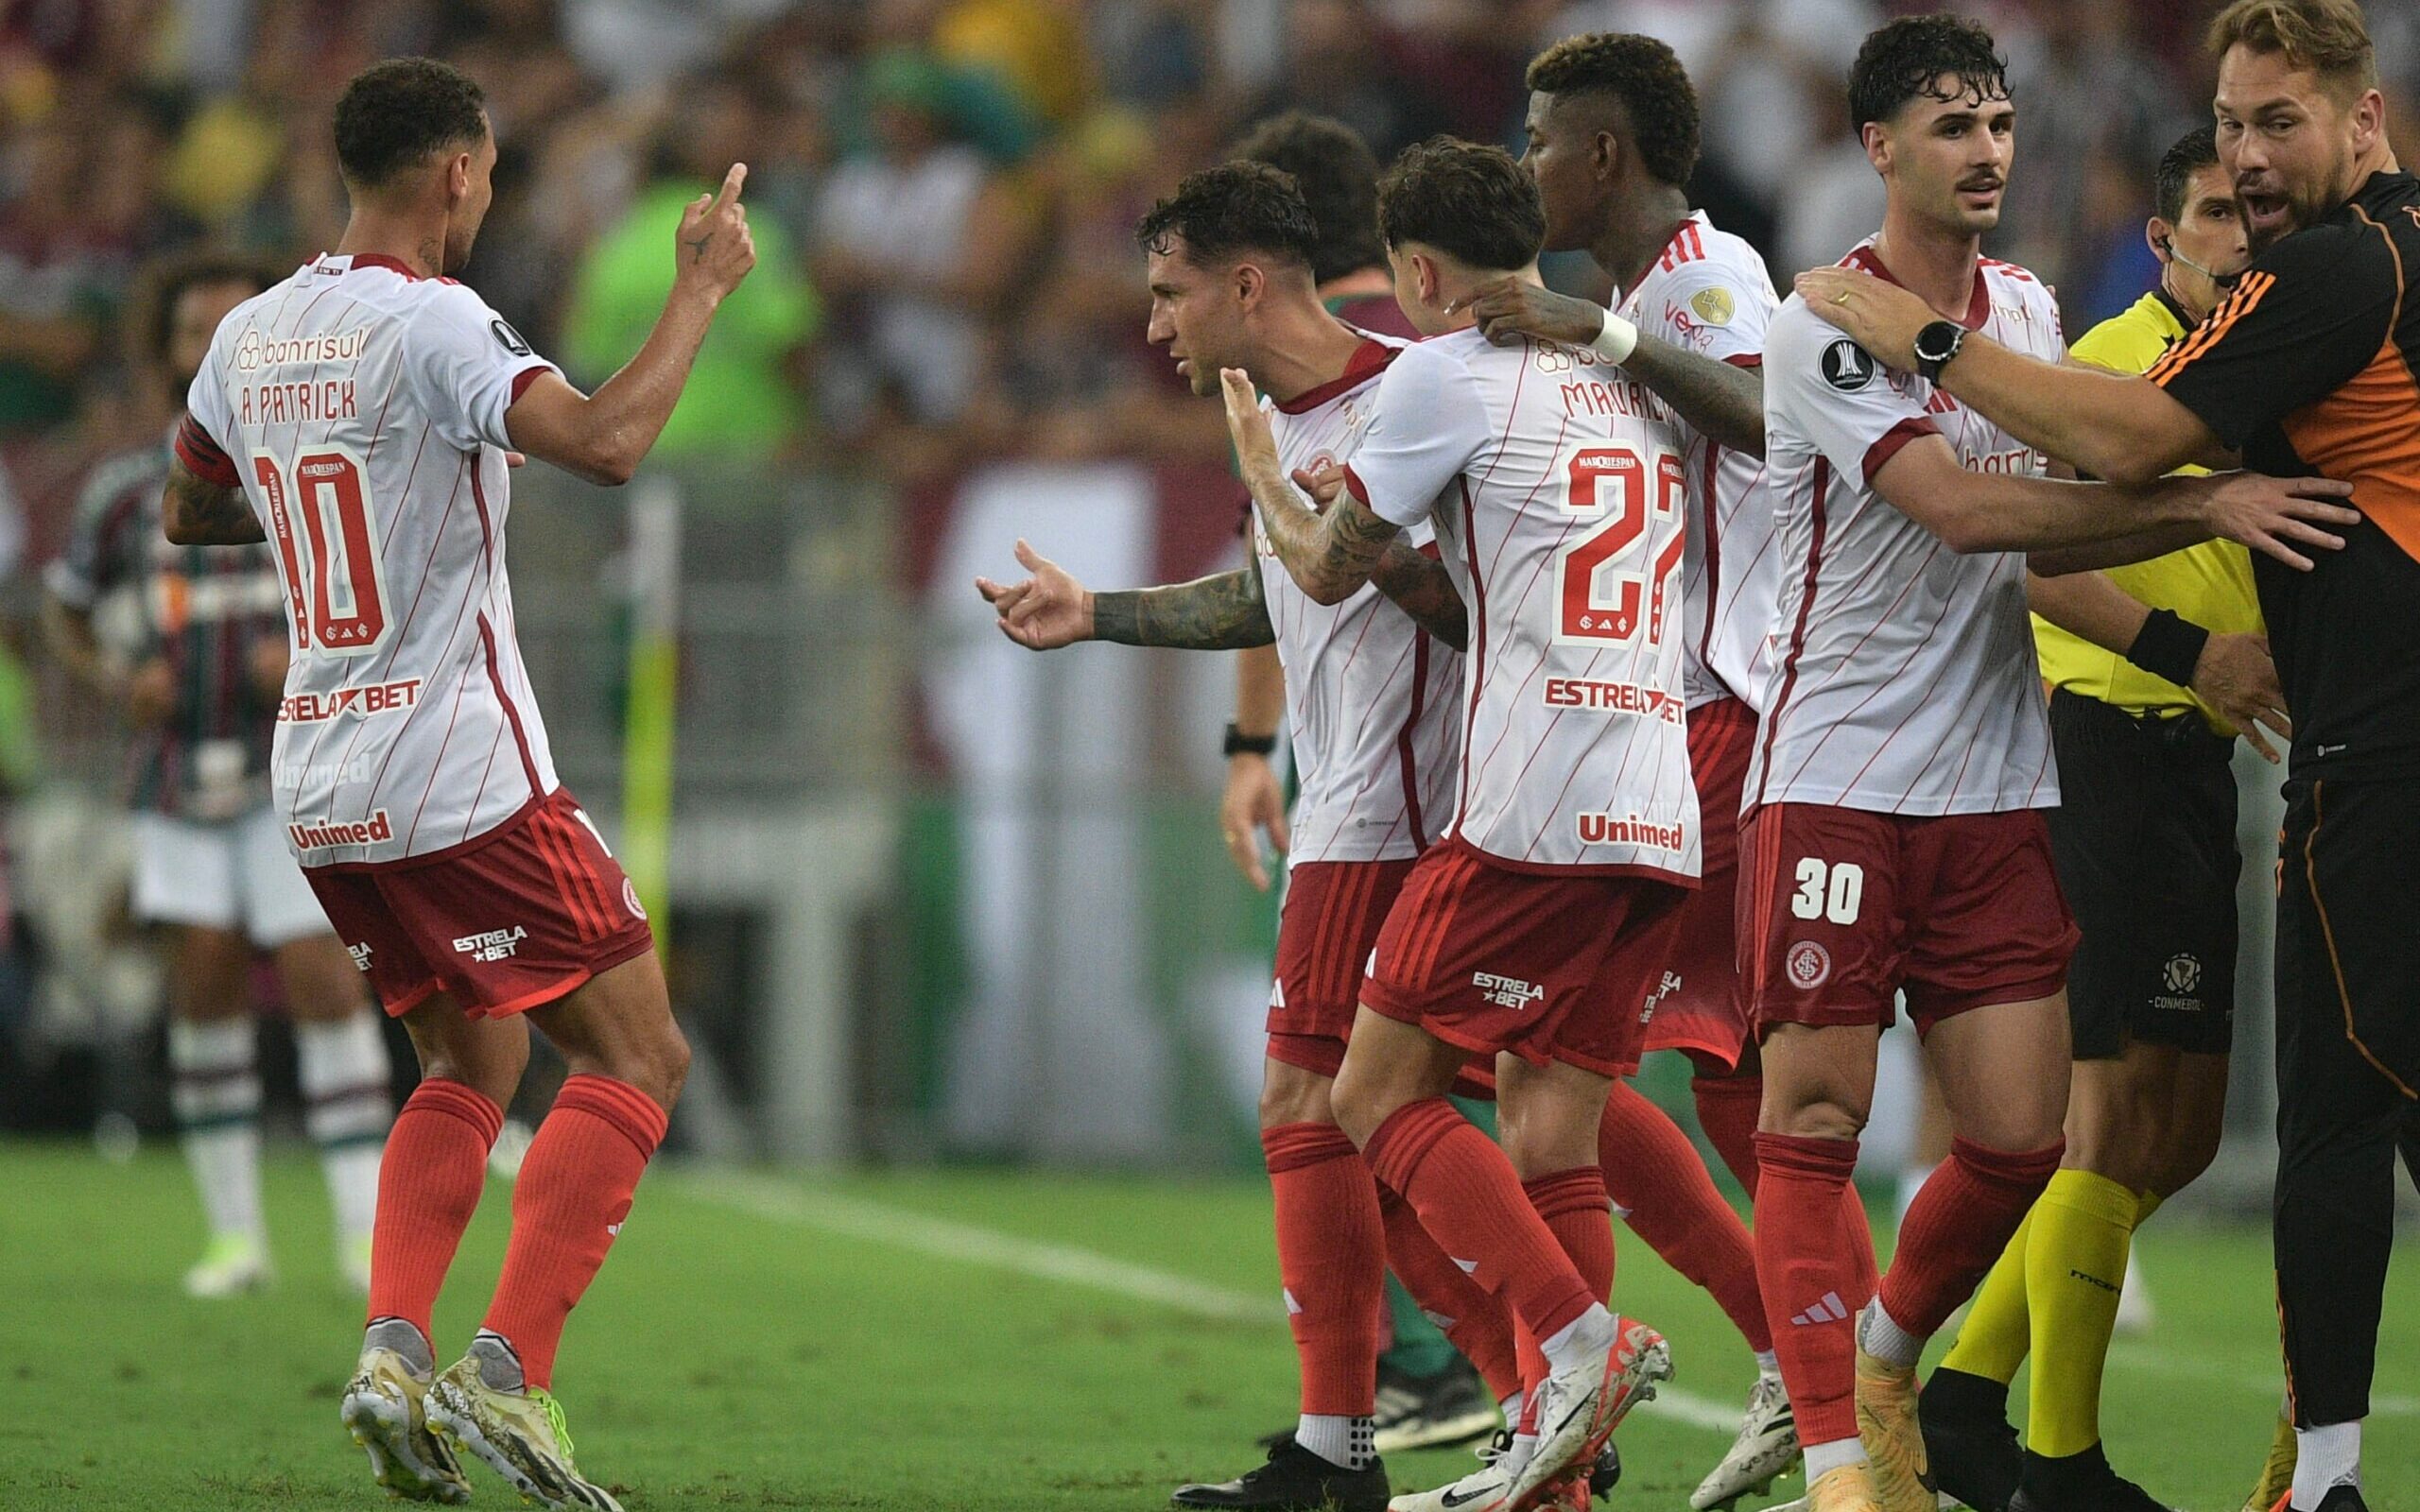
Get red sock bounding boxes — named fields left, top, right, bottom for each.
left=1377, top=1181, right=1522, bottom=1400
left=1691, top=1074, right=1764, bottom=1195
left=1754, top=1131, right=1862, bottom=1449
left=1600, top=1083, right=1770, bottom=1353
left=1841, top=1181, right=1879, bottom=1311
left=369, top=1079, right=503, bottom=1345
left=1878, top=1136, right=2063, bottom=1338
left=481, top=1075, right=667, bottom=1389
left=1264, top=1123, right=1386, bottom=1418
left=1362, top=1099, right=1597, bottom=1346
left=1524, top=1165, right=1615, bottom=1299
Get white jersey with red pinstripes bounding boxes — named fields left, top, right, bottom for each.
left=1344, top=325, right=1699, bottom=880
left=1256, top=336, right=1462, bottom=865
left=178, top=252, right=562, bottom=868
left=1749, top=243, right=2066, bottom=816
left=1616, top=211, right=1782, bottom=711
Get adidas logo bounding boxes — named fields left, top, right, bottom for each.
left=1284, top=1287, right=1304, bottom=1315
left=1789, top=1290, right=1850, bottom=1327
left=1269, top=979, right=1287, bottom=1009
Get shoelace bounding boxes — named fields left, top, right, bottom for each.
left=531, top=1387, right=574, bottom=1459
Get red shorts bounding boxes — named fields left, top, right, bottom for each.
left=306, top=787, right=655, bottom=1019
left=1738, top=802, right=2078, bottom=1038
left=1266, top=858, right=1416, bottom=1078
left=1645, top=696, right=1756, bottom=1073
left=1363, top=837, right=1689, bottom=1078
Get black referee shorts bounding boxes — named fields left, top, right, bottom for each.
left=2043, top=688, right=2240, bottom=1059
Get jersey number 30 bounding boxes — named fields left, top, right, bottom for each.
left=1555, top=443, right=1685, bottom=646
left=251, top=445, right=392, bottom=657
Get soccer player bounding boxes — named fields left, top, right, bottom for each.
left=1459, top=32, right=1811, bottom=1504
left=44, top=252, right=392, bottom=1299
left=164, top=58, right=754, bottom=1509
left=1227, top=135, right=1694, bottom=1512
left=1752, top=16, right=2355, bottom=1512
left=977, top=159, right=1472, bottom=1512
left=1915, top=125, right=2278, bottom=1512
left=1800, top=4, right=2413, bottom=1507
left=1225, top=112, right=1499, bottom=1455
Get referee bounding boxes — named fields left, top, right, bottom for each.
left=1798, top=4, right=2409, bottom=1508
left=1916, top=124, right=2283, bottom=1512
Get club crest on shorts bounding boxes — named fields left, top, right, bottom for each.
left=1786, top=939, right=1832, bottom=990
left=1821, top=338, right=1876, bottom=392
left=2162, top=953, right=2201, bottom=994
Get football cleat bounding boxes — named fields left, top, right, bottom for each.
left=1388, top=1429, right=1513, bottom=1512
left=1500, top=1317, right=1670, bottom=1512
left=1805, top=1463, right=1889, bottom=1512
left=183, top=1233, right=272, bottom=1298
left=339, top=1345, right=471, bottom=1504
left=1918, top=1367, right=2021, bottom=1512
left=425, top=1347, right=623, bottom=1510
left=1692, top=1369, right=1801, bottom=1508
left=1171, top=1434, right=1390, bottom=1511
left=1374, top=1357, right=1502, bottom=1455
left=1853, top=1324, right=1935, bottom=1512
left=2242, top=1411, right=2295, bottom=1512
left=2007, top=1444, right=2170, bottom=1511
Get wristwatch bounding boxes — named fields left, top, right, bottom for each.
left=1913, top=319, right=1967, bottom=384
left=1223, top=723, right=1277, bottom=758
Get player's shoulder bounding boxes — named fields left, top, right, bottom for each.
left=2255, top=186, right=2406, bottom=288
left=2070, top=294, right=2182, bottom=376
left=1979, top=257, right=2060, bottom=318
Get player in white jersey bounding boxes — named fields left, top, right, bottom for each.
left=1735, top=21, right=2356, bottom=1512
left=1426, top=32, right=1805, bottom=1510
left=1229, top=138, right=1694, bottom=1512
left=164, top=59, right=756, bottom=1510
left=975, top=162, right=1469, bottom=1512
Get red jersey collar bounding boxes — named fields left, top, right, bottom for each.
left=1843, top=242, right=1992, bottom=331
left=1273, top=338, right=1399, bottom=415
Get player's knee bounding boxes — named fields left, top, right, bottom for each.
left=1257, top=1060, right=1335, bottom=1130
left=1761, top=1089, right=1868, bottom=1142
left=1327, top=1064, right=1397, bottom=1149
left=626, top=1021, right=690, bottom=1110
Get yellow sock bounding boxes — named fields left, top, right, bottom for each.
left=2136, top=1189, right=2163, bottom=1224
left=2024, top=1168, right=2140, bottom=1458
left=1939, top=1206, right=2035, bottom=1385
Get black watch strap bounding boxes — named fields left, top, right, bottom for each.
left=1224, top=723, right=1278, bottom=758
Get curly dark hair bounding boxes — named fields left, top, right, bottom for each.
left=137, top=251, right=276, bottom=364
left=1525, top=33, right=1702, bottom=188
left=1376, top=137, right=1546, bottom=273
left=1847, top=14, right=2008, bottom=131
left=1230, top=112, right=1386, bottom=284
left=335, top=57, right=488, bottom=189
left=1133, top=161, right=1319, bottom=271
left=2154, top=125, right=2222, bottom=224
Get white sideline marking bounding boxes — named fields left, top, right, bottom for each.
left=679, top=1172, right=1746, bottom=1434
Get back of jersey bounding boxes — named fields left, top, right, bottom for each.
left=179, top=253, right=562, bottom=867
left=1346, top=327, right=1700, bottom=881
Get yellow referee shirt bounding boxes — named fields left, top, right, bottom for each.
left=2031, top=288, right=2264, bottom=730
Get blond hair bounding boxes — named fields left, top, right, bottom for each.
left=2209, top=0, right=2378, bottom=96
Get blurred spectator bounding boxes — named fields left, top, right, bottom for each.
left=0, top=112, right=112, bottom=438
left=562, top=76, right=821, bottom=460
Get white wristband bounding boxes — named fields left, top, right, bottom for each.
left=1589, top=307, right=1639, bottom=366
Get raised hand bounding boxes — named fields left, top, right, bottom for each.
left=1794, top=266, right=1932, bottom=370
left=2202, top=472, right=2360, bottom=571
left=674, top=163, right=757, bottom=303
left=1220, top=369, right=1281, bottom=483
left=975, top=539, right=1094, bottom=649
left=1290, top=461, right=1348, bottom=514
left=1458, top=277, right=1606, bottom=348
left=2190, top=630, right=2290, bottom=763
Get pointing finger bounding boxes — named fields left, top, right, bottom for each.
left=711, top=162, right=749, bottom=214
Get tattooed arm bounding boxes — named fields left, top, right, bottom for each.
left=1370, top=537, right=1467, bottom=650
left=1221, top=369, right=1400, bottom=606
left=977, top=540, right=1273, bottom=650
left=161, top=456, right=266, bottom=544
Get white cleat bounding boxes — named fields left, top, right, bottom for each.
left=340, top=1346, right=472, bottom=1503
left=1502, top=1317, right=1671, bottom=1511
left=1692, top=1370, right=1802, bottom=1508
left=426, top=1350, right=624, bottom=1511
left=182, top=1234, right=272, bottom=1298
left=1390, top=1429, right=1515, bottom=1512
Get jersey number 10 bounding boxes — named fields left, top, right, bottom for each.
left=1555, top=443, right=1686, bottom=647
left=251, top=445, right=393, bottom=657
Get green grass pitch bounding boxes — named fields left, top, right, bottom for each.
left=0, top=1142, right=2411, bottom=1510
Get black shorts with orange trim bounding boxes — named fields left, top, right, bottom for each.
left=2277, top=777, right=2420, bottom=1101
left=305, top=787, right=654, bottom=1019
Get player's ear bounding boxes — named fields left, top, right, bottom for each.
left=2145, top=217, right=2175, bottom=266
left=447, top=149, right=472, bottom=206
left=1860, top=120, right=1892, bottom=179
left=1594, top=127, right=1620, bottom=183
left=1234, top=260, right=1265, bottom=311
left=2349, top=87, right=2386, bottom=156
